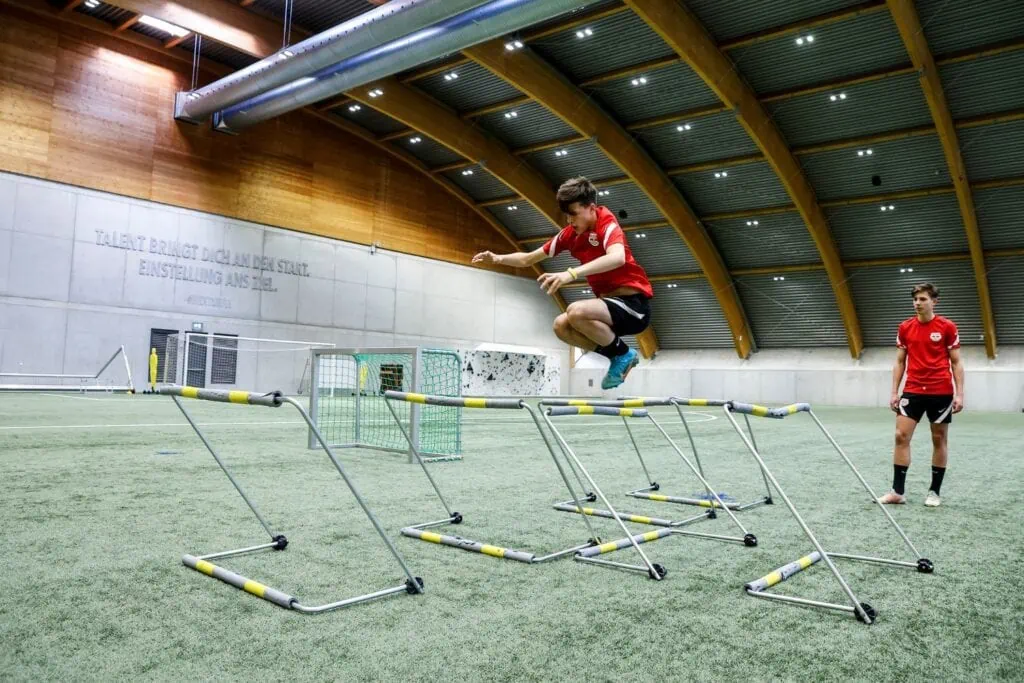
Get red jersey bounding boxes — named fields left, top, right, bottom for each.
left=897, top=315, right=960, bottom=395
left=541, top=206, right=653, bottom=298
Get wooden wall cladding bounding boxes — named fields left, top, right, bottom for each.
left=0, top=7, right=523, bottom=276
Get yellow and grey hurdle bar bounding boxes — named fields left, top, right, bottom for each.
left=157, top=385, right=425, bottom=613
left=541, top=397, right=772, bottom=512
left=542, top=404, right=756, bottom=573
left=724, top=401, right=934, bottom=625
left=384, top=392, right=667, bottom=580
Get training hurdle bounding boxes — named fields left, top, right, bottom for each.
left=384, top=391, right=668, bottom=580
left=541, top=403, right=757, bottom=556
left=0, top=345, right=135, bottom=393
left=541, top=397, right=772, bottom=512
left=157, top=385, right=425, bottom=613
left=723, top=401, right=933, bottom=625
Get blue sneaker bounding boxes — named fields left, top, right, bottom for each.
left=602, top=348, right=639, bottom=390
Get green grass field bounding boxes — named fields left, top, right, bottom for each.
left=1, top=393, right=1021, bottom=681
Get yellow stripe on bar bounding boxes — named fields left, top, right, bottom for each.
left=195, top=559, right=215, bottom=576
left=420, top=531, right=443, bottom=544
left=620, top=408, right=635, bottom=417
left=629, top=515, right=652, bottom=524
left=464, top=398, right=487, bottom=408
left=569, top=399, right=590, bottom=406
left=406, top=393, right=427, bottom=404
left=787, top=404, right=800, bottom=415
left=689, top=398, right=708, bottom=406
left=597, top=541, right=619, bottom=554
left=764, top=570, right=783, bottom=587
left=642, top=531, right=660, bottom=542
left=752, top=404, right=770, bottom=416
left=798, top=554, right=816, bottom=569
left=182, top=386, right=199, bottom=399
left=648, top=494, right=669, bottom=502
left=579, top=406, right=595, bottom=415
left=480, top=545, right=506, bottom=558
left=227, top=390, right=249, bottom=404
left=243, top=579, right=267, bottom=598
left=623, top=399, right=645, bottom=408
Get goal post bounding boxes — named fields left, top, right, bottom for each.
left=308, top=347, right=462, bottom=461
left=0, top=345, right=135, bottom=393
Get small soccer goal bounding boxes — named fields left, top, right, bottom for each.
left=160, top=332, right=333, bottom=396
left=309, top=347, right=462, bottom=462
left=0, top=345, right=135, bottom=393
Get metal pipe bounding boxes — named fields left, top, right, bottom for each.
left=291, top=583, right=414, bottom=613
left=214, top=0, right=604, bottom=132
left=175, top=0, right=491, bottom=121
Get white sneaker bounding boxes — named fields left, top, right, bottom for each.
left=878, top=490, right=907, bottom=505
left=924, top=491, right=941, bottom=507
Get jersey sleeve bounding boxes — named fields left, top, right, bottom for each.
left=541, top=226, right=572, bottom=258
left=945, top=320, right=961, bottom=349
left=598, top=215, right=625, bottom=251
left=896, top=321, right=908, bottom=349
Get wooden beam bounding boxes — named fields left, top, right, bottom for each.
left=719, top=0, right=887, bottom=50
left=626, top=0, right=863, bottom=359
left=59, top=0, right=84, bottom=12
left=317, top=95, right=353, bottom=112
left=163, top=31, right=193, bottom=49
left=114, top=13, right=140, bottom=31
left=112, top=0, right=283, bottom=58
left=464, top=41, right=756, bottom=358
left=888, top=0, right=996, bottom=357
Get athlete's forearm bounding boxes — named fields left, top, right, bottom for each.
left=572, top=252, right=626, bottom=279
left=952, top=360, right=965, bottom=397
left=891, top=361, right=906, bottom=393
left=495, top=252, right=534, bottom=268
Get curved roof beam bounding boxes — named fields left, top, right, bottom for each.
left=887, top=0, right=997, bottom=359
left=463, top=42, right=756, bottom=358
left=626, top=0, right=863, bottom=359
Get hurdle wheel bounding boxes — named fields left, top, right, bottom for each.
left=854, top=602, right=877, bottom=624
left=916, top=558, right=934, bottom=573
left=648, top=563, right=668, bottom=580
left=451, top=512, right=463, bottom=524
left=743, top=533, right=758, bottom=547
left=405, top=577, right=425, bottom=594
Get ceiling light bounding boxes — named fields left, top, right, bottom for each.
left=899, top=267, right=915, bottom=274
left=889, top=204, right=895, bottom=210
left=507, top=205, right=518, bottom=211
left=138, top=14, right=189, bottom=37
left=773, top=276, right=786, bottom=281
left=796, top=37, right=804, bottom=45
left=576, top=31, right=585, bottom=39
left=631, top=77, right=648, bottom=87
left=677, top=123, right=693, bottom=132
left=830, top=95, right=837, bottom=102
left=505, top=40, right=525, bottom=51
left=444, top=71, right=459, bottom=81
left=867, top=149, right=873, bottom=155
left=409, top=136, right=422, bottom=144
left=368, top=88, right=384, bottom=98
left=858, top=150, right=864, bottom=157
left=839, top=93, right=847, bottom=100
left=348, top=104, right=361, bottom=112
left=84, top=0, right=99, bottom=7
left=598, top=190, right=610, bottom=197
left=806, top=35, right=815, bottom=43
left=504, top=111, right=518, bottom=119
left=555, top=149, right=568, bottom=157
left=462, top=169, right=474, bottom=176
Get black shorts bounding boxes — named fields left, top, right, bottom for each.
left=603, top=294, right=652, bottom=337
left=898, top=393, right=954, bottom=424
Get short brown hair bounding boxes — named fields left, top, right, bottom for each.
left=911, top=282, right=940, bottom=299
left=556, top=177, right=597, bottom=214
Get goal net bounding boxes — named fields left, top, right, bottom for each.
left=309, top=347, right=462, bottom=461
left=161, top=333, right=333, bottom=395
left=0, top=345, right=135, bottom=393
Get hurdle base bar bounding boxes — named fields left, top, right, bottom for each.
left=743, top=551, right=875, bottom=624
left=575, top=555, right=667, bottom=580
left=627, top=490, right=772, bottom=512
left=827, top=552, right=934, bottom=573
left=183, top=554, right=422, bottom=613
left=401, top=526, right=594, bottom=564
left=553, top=500, right=710, bottom=529
left=196, top=536, right=288, bottom=562
left=745, top=589, right=877, bottom=624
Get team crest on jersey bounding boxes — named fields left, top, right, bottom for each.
left=588, top=232, right=599, bottom=246
left=930, top=332, right=942, bottom=342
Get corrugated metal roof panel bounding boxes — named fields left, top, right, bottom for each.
left=529, top=9, right=675, bottom=82
left=729, top=11, right=908, bottom=94
left=975, top=185, right=1024, bottom=250
left=941, top=50, right=1024, bottom=120
left=334, top=106, right=407, bottom=136
left=826, top=194, right=967, bottom=260
left=638, top=111, right=757, bottom=169
left=543, top=250, right=579, bottom=274
left=130, top=22, right=173, bottom=42
left=847, top=261, right=984, bottom=347
left=736, top=271, right=849, bottom=348
left=522, top=139, right=623, bottom=185
left=674, top=161, right=791, bottom=215
left=801, top=134, right=949, bottom=201
left=247, top=0, right=372, bottom=34
left=649, top=279, right=735, bottom=349
left=988, top=255, right=1024, bottom=344
left=442, top=165, right=513, bottom=203
left=627, top=229, right=701, bottom=276
left=919, top=0, right=1024, bottom=56
left=587, top=62, right=721, bottom=125
left=487, top=203, right=558, bottom=239
left=189, top=38, right=260, bottom=71
left=473, top=101, right=576, bottom=149
left=770, top=72, right=932, bottom=147
left=596, top=182, right=664, bottom=224
left=414, top=62, right=522, bottom=113
left=705, top=212, right=820, bottom=269
left=75, top=2, right=135, bottom=25
left=960, top=120, right=1024, bottom=182
left=683, top=0, right=867, bottom=44
left=393, top=135, right=466, bottom=168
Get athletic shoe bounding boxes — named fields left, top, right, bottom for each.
left=601, top=348, right=639, bottom=390
left=924, top=491, right=941, bottom=507
left=877, top=490, right=907, bottom=505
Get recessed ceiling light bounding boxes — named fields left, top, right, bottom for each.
left=631, top=77, right=648, bottom=87
left=840, top=93, right=847, bottom=100
left=444, top=72, right=459, bottom=81
left=138, top=14, right=189, bottom=37
left=806, top=35, right=814, bottom=43
left=504, top=111, right=518, bottom=119
left=889, top=204, right=895, bottom=210
left=462, top=169, right=474, bottom=176
left=409, top=136, right=422, bottom=144
left=773, top=276, right=786, bottom=281
left=368, top=88, right=384, bottom=98
left=505, top=40, right=525, bottom=51
left=555, top=149, right=568, bottom=157
left=348, top=104, right=361, bottom=112
left=507, top=205, right=518, bottom=211
left=84, top=0, right=99, bottom=7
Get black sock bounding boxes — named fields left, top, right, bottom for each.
left=892, top=465, right=909, bottom=495
left=930, top=466, right=946, bottom=495
left=595, top=338, right=627, bottom=359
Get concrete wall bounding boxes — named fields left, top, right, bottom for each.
left=0, top=171, right=569, bottom=391
left=572, top=346, right=1024, bottom=412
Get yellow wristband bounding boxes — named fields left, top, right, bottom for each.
left=567, top=267, right=578, bottom=280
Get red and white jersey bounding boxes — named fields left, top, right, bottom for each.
left=541, top=206, right=653, bottom=298
left=897, top=315, right=960, bottom=395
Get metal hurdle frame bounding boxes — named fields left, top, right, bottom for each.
left=723, top=401, right=934, bottom=625
left=383, top=391, right=668, bottom=580
left=541, top=397, right=772, bottom=513
left=0, top=345, right=135, bottom=393
left=157, top=385, right=425, bottom=613
left=541, top=403, right=757, bottom=558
